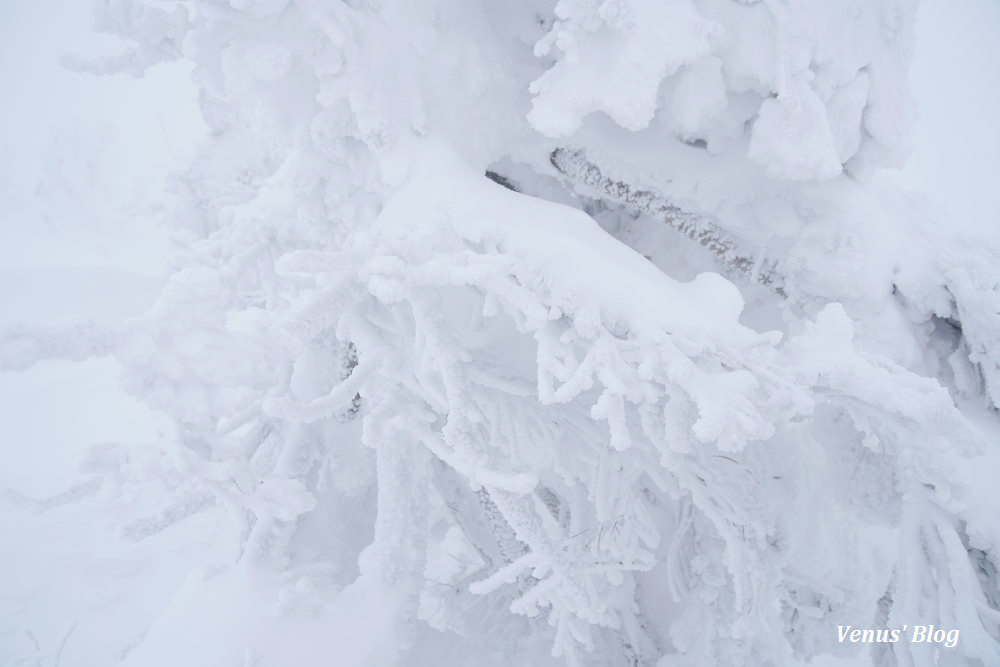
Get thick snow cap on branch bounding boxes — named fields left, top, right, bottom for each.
left=375, top=141, right=751, bottom=342
left=530, top=0, right=916, bottom=180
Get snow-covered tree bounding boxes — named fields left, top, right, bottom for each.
left=5, top=0, right=1000, bottom=665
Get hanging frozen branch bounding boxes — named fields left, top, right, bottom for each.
left=550, top=148, right=785, bottom=295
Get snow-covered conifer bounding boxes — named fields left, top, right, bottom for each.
left=3, top=1, right=999, bottom=665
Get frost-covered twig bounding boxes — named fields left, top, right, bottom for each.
left=550, top=148, right=784, bottom=294
left=62, top=1, right=189, bottom=77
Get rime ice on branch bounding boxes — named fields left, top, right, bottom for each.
left=4, top=1, right=1000, bottom=666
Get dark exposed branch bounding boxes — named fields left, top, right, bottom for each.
left=485, top=170, right=520, bottom=192
left=550, top=148, right=785, bottom=295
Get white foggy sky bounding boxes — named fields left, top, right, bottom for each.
left=896, top=0, right=1000, bottom=232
